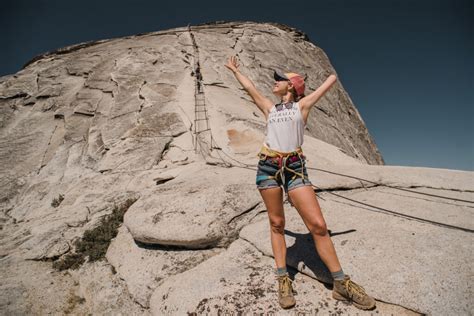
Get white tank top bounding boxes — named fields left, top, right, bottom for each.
left=263, top=101, right=306, bottom=152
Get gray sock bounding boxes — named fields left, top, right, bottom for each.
left=275, top=266, right=288, bottom=276
left=331, top=268, right=345, bottom=281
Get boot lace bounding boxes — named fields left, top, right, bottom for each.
left=344, top=278, right=367, bottom=298
left=278, top=275, right=296, bottom=296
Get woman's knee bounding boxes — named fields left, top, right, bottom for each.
left=309, top=220, right=328, bottom=237
left=269, top=216, right=285, bottom=234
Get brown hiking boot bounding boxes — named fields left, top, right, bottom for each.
left=332, top=274, right=376, bottom=310
left=276, top=272, right=296, bottom=309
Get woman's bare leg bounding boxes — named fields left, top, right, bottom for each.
left=287, top=185, right=342, bottom=272
left=259, top=187, right=287, bottom=269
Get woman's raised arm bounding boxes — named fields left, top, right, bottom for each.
left=299, top=74, right=338, bottom=111
left=225, top=56, right=273, bottom=117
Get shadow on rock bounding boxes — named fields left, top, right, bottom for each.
left=284, top=228, right=357, bottom=285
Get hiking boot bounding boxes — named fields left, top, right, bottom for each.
left=332, top=274, right=376, bottom=310
left=276, top=272, right=296, bottom=309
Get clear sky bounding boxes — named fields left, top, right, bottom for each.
left=2, top=0, right=472, bottom=171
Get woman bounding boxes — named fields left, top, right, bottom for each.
left=224, top=55, right=376, bottom=310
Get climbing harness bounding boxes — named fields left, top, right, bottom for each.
left=256, top=144, right=309, bottom=187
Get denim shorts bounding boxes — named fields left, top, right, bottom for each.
left=255, top=153, right=313, bottom=193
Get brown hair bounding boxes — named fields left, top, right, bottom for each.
left=290, top=86, right=304, bottom=101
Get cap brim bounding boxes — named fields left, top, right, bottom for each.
left=273, top=70, right=288, bottom=81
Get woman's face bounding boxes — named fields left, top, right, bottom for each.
left=272, top=79, right=291, bottom=96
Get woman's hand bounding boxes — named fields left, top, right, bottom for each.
left=224, top=55, right=273, bottom=116
left=224, top=55, right=240, bottom=73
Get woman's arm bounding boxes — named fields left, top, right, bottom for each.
left=225, top=56, right=273, bottom=117
left=299, top=74, right=338, bottom=112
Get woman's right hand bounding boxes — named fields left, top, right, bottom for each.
left=224, top=55, right=240, bottom=73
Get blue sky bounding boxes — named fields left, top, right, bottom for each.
left=2, top=0, right=472, bottom=171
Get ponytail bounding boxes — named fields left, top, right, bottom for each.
left=290, top=86, right=304, bottom=101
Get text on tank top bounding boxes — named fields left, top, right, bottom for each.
left=263, top=101, right=306, bottom=152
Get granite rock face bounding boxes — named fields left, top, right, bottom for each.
left=0, top=21, right=472, bottom=315
left=0, top=21, right=384, bottom=211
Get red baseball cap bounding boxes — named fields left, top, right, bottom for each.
left=273, top=70, right=305, bottom=97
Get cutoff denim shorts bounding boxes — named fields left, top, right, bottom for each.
left=255, top=153, right=313, bottom=193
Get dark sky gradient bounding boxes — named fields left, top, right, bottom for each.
left=2, top=0, right=473, bottom=171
